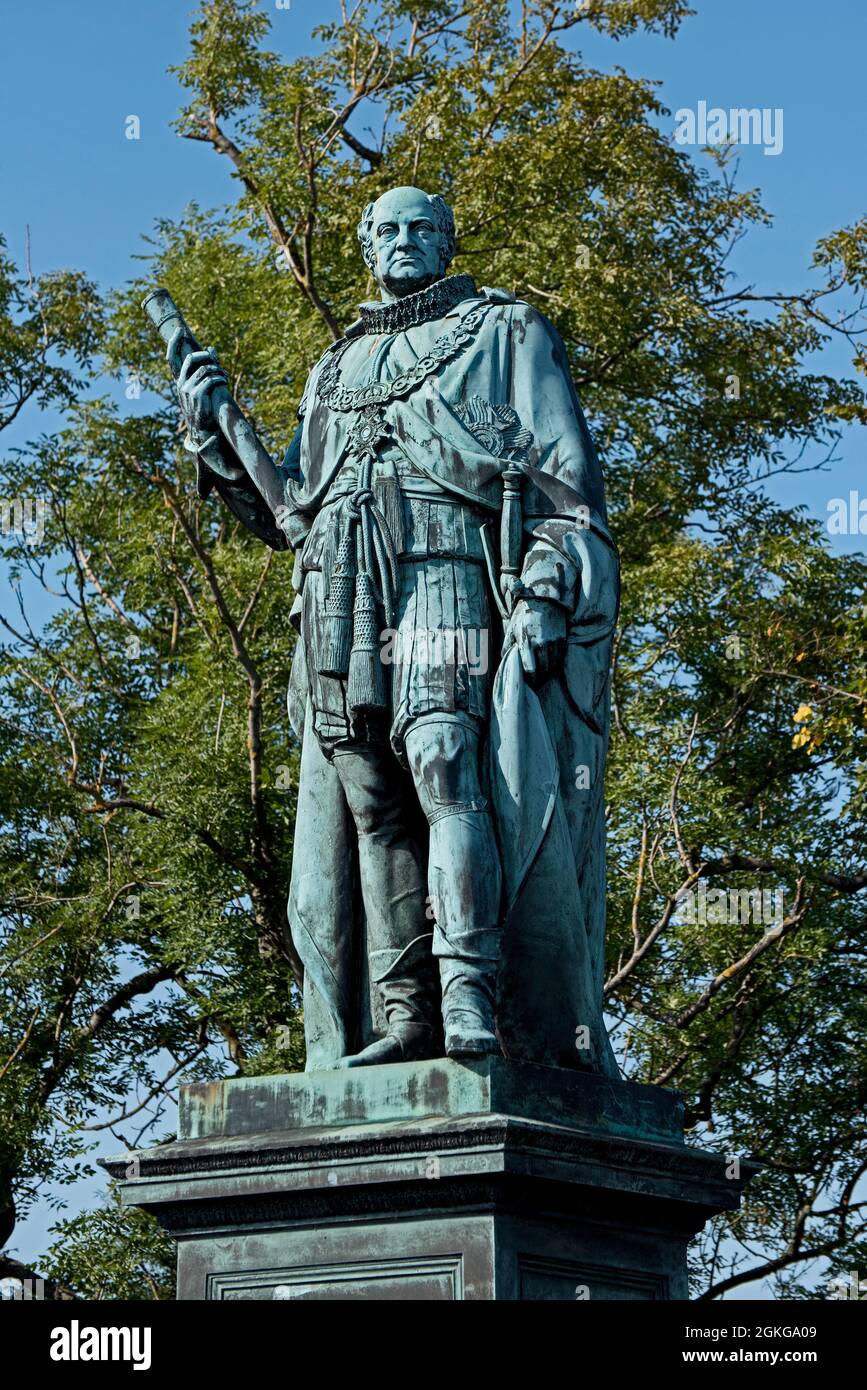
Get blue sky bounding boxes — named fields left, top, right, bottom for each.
left=2, top=0, right=865, bottom=1290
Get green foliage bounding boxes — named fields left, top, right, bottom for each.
left=1, top=0, right=866, bottom=1299
left=0, top=234, right=101, bottom=431
left=42, top=1189, right=175, bottom=1300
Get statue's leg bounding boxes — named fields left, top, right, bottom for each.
left=404, top=714, right=503, bottom=1058
left=330, top=743, right=440, bottom=1068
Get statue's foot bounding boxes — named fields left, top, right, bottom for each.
left=336, top=1024, right=435, bottom=1069
left=444, top=1009, right=500, bottom=1058
left=440, top=967, right=501, bottom=1058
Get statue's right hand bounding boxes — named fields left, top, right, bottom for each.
left=172, top=335, right=229, bottom=436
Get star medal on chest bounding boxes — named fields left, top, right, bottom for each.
left=347, top=402, right=391, bottom=460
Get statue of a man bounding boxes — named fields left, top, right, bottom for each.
left=175, top=185, right=620, bottom=1077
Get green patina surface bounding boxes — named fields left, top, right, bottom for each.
left=179, top=1057, right=682, bottom=1145
left=166, top=185, right=620, bottom=1077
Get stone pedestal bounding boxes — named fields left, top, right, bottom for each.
left=104, top=1059, right=746, bottom=1301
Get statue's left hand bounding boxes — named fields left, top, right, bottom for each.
left=509, top=598, right=568, bottom=685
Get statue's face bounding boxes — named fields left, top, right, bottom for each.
left=369, top=187, right=446, bottom=299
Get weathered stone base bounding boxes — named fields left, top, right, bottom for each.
left=104, top=1059, right=746, bottom=1301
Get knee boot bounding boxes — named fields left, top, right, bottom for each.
left=332, top=745, right=441, bottom=1068
left=438, top=930, right=501, bottom=1058
left=337, top=933, right=440, bottom=1068
left=428, top=804, right=503, bottom=1058
left=405, top=717, right=504, bottom=1060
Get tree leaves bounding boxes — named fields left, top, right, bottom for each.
left=1, top=0, right=866, bottom=1299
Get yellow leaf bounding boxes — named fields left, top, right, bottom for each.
left=793, top=704, right=813, bottom=724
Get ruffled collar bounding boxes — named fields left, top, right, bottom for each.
left=357, top=274, right=477, bottom=335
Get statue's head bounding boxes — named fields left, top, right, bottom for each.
left=357, top=186, right=456, bottom=300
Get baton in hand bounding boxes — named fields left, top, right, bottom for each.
left=142, top=287, right=286, bottom=519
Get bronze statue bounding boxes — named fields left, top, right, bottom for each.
left=155, top=185, right=620, bottom=1076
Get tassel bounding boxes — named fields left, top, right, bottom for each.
left=318, top=530, right=356, bottom=677
left=347, top=572, right=386, bottom=712
left=319, top=508, right=341, bottom=598
left=375, top=471, right=406, bottom=556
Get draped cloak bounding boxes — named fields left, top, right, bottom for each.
left=196, top=287, right=621, bottom=1077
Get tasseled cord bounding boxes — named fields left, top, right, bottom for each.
left=317, top=526, right=356, bottom=677
left=374, top=469, right=406, bottom=557
left=318, top=457, right=400, bottom=711
left=347, top=521, right=387, bottom=713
